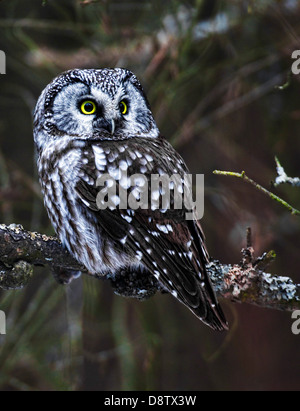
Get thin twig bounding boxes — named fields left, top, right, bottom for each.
left=213, top=169, right=300, bottom=216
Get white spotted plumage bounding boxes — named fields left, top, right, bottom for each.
left=33, top=68, right=228, bottom=331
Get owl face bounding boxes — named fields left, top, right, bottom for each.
left=34, top=68, right=159, bottom=151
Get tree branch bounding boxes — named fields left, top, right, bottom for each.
left=213, top=169, right=300, bottom=216
left=208, top=257, right=300, bottom=312
left=0, top=224, right=299, bottom=311
left=0, top=223, right=85, bottom=289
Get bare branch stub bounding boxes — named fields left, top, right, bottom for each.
left=246, top=226, right=252, bottom=248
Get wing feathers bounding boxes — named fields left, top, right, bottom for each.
left=74, top=137, right=228, bottom=330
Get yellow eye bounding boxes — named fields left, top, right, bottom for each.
left=119, top=100, right=128, bottom=115
left=80, top=100, right=96, bottom=115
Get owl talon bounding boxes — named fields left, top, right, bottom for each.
left=51, top=266, right=81, bottom=285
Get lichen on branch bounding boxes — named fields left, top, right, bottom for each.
left=0, top=223, right=299, bottom=312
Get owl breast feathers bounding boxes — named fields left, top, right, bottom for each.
left=33, top=68, right=228, bottom=331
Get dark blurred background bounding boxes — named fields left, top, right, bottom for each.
left=0, top=0, right=299, bottom=391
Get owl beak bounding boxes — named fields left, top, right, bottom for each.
left=93, top=118, right=116, bottom=135
left=110, top=119, right=115, bottom=135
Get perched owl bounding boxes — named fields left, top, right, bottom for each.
left=33, top=68, right=228, bottom=331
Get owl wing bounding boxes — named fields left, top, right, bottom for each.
left=75, top=137, right=228, bottom=331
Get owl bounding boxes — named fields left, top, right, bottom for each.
left=33, top=68, right=228, bottom=331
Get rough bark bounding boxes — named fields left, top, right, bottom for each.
left=0, top=223, right=299, bottom=311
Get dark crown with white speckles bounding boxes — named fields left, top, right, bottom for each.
left=42, top=68, right=150, bottom=111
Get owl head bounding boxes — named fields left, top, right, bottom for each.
left=33, top=68, right=159, bottom=152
